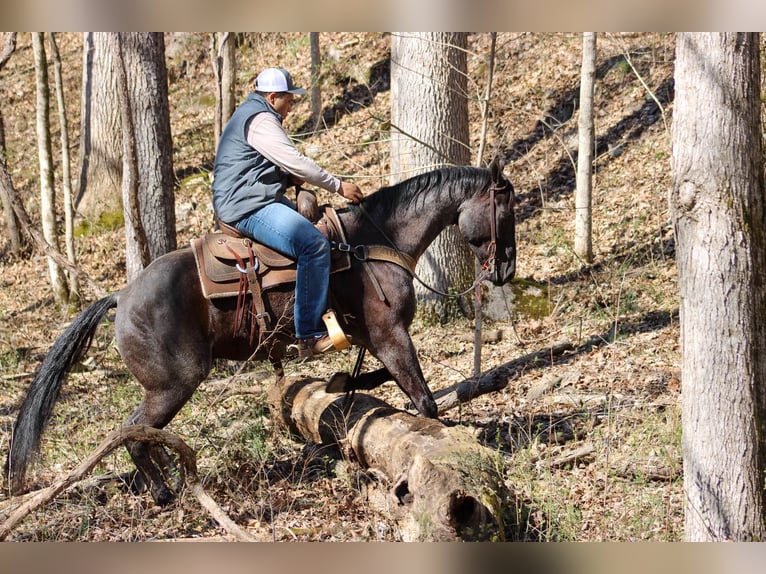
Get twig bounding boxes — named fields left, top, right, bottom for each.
left=610, top=34, right=670, bottom=135
left=534, top=442, right=595, bottom=468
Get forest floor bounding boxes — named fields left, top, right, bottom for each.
left=0, top=32, right=683, bottom=541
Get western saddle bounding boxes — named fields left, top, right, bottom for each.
left=191, top=204, right=418, bottom=350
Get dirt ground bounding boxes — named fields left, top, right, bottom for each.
left=0, top=33, right=683, bottom=540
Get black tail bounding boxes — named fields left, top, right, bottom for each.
left=6, top=293, right=119, bottom=494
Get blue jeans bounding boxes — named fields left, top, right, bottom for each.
left=235, top=200, right=330, bottom=339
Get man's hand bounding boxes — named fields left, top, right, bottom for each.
left=339, top=181, right=363, bottom=204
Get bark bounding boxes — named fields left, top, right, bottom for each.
left=671, top=32, right=766, bottom=541
left=212, top=32, right=236, bottom=149
left=114, top=33, right=151, bottom=275
left=0, top=113, right=24, bottom=256
left=473, top=32, right=497, bottom=377
left=115, top=32, right=176, bottom=279
left=574, top=32, right=596, bottom=264
left=267, top=377, right=513, bottom=541
left=475, top=32, right=496, bottom=169
left=310, top=32, right=322, bottom=133
left=390, top=32, right=473, bottom=322
left=75, top=33, right=123, bottom=223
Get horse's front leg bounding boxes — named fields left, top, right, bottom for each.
left=369, top=326, right=438, bottom=418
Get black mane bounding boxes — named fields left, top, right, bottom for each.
left=359, top=165, right=492, bottom=217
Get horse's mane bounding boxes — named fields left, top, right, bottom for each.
left=360, top=165, right=491, bottom=216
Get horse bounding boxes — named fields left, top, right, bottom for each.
left=6, top=158, right=516, bottom=506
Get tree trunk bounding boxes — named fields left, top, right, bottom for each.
left=390, top=32, right=473, bottom=323
left=0, top=115, right=25, bottom=256
left=32, top=33, right=69, bottom=307
left=267, top=377, right=513, bottom=541
left=0, top=33, right=23, bottom=255
left=48, top=33, right=79, bottom=302
left=473, top=32, right=497, bottom=377
left=671, top=32, right=766, bottom=541
left=212, top=33, right=236, bottom=149
left=574, top=32, right=596, bottom=264
left=75, top=33, right=123, bottom=225
left=115, top=33, right=176, bottom=280
left=310, top=32, right=322, bottom=133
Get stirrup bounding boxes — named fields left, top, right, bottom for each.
left=322, top=309, right=350, bottom=351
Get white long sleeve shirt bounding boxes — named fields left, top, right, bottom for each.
left=246, top=113, right=341, bottom=193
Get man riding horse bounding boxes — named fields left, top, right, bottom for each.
left=212, top=66, right=363, bottom=360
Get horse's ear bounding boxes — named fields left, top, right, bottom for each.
left=489, top=155, right=505, bottom=182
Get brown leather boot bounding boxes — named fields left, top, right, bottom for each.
left=292, top=334, right=335, bottom=361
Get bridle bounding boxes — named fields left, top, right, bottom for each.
left=356, top=179, right=509, bottom=299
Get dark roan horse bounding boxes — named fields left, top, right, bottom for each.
left=7, top=159, right=516, bottom=506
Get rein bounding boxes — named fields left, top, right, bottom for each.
left=354, top=182, right=503, bottom=300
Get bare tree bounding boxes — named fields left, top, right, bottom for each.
left=575, top=32, right=596, bottom=264
left=32, top=32, right=69, bottom=306
left=390, top=32, right=472, bottom=322
left=114, top=32, right=176, bottom=280
left=671, top=32, right=766, bottom=541
left=473, top=32, right=497, bottom=377
left=310, top=32, right=322, bottom=133
left=48, top=32, right=79, bottom=301
left=211, top=32, right=236, bottom=149
left=0, top=32, right=23, bottom=255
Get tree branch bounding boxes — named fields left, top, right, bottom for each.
left=0, top=425, right=256, bottom=541
left=424, top=338, right=574, bottom=414
left=2, top=169, right=108, bottom=298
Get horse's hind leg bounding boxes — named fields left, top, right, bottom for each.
left=119, top=342, right=210, bottom=505
left=113, top=252, right=217, bottom=505
left=122, top=384, right=199, bottom=506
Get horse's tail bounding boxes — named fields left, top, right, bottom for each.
left=6, top=293, right=119, bottom=495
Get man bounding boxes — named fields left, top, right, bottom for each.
left=212, top=67, right=363, bottom=359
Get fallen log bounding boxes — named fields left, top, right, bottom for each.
left=267, top=377, right=514, bottom=541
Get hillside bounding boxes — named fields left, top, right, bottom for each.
left=0, top=32, right=681, bottom=541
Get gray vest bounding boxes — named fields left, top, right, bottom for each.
left=212, top=93, right=289, bottom=224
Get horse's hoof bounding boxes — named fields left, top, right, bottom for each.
left=326, top=372, right=351, bottom=393
left=152, top=485, right=177, bottom=507
left=417, top=397, right=439, bottom=419
left=119, top=470, right=148, bottom=495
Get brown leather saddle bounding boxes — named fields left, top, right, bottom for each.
left=192, top=205, right=351, bottom=301
left=191, top=206, right=352, bottom=344
left=191, top=204, right=418, bottom=345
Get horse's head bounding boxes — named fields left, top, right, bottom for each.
left=458, top=157, right=516, bottom=286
